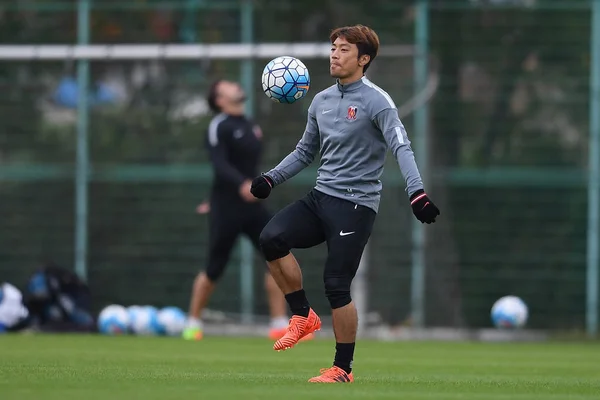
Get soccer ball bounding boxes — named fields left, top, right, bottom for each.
left=128, top=305, right=162, bottom=335
left=261, top=56, right=310, bottom=104
left=0, top=282, right=29, bottom=333
left=97, top=304, right=130, bottom=335
left=157, top=306, right=186, bottom=336
left=491, top=295, right=528, bottom=329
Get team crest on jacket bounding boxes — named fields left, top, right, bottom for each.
left=347, top=105, right=358, bottom=120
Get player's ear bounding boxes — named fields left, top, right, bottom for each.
left=358, top=54, right=370, bottom=67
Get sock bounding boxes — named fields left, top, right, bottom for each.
left=284, top=289, right=310, bottom=317
left=186, top=317, right=202, bottom=330
left=270, top=316, right=289, bottom=330
left=333, top=342, right=355, bottom=374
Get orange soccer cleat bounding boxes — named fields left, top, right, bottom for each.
left=308, top=366, right=354, bottom=383
left=269, top=328, right=316, bottom=342
left=273, top=308, right=321, bottom=351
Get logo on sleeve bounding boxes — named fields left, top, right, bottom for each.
left=346, top=105, right=358, bottom=120
left=253, top=125, right=263, bottom=139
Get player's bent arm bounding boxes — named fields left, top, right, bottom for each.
left=208, top=129, right=247, bottom=188
left=374, top=108, right=424, bottom=197
left=265, top=109, right=320, bottom=186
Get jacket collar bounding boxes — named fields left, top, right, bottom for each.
left=336, top=76, right=365, bottom=94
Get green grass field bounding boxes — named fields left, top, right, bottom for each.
left=1, top=334, right=599, bottom=399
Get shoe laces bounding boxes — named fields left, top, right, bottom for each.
left=319, top=366, right=345, bottom=378
left=286, top=315, right=306, bottom=336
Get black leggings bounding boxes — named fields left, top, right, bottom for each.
left=259, top=189, right=376, bottom=309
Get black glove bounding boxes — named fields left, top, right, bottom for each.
left=410, top=189, right=440, bottom=224
left=250, top=174, right=274, bottom=199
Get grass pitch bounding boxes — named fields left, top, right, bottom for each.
left=1, top=334, right=599, bottom=399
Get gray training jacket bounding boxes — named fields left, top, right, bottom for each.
left=266, top=76, right=424, bottom=213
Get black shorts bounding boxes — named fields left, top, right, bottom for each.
left=260, top=189, right=376, bottom=280
left=205, top=195, right=272, bottom=281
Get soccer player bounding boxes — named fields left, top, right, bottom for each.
left=250, top=25, right=440, bottom=383
left=182, top=79, right=295, bottom=341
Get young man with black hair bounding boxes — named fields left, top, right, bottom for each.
left=182, top=79, right=300, bottom=341
left=251, top=25, right=440, bottom=382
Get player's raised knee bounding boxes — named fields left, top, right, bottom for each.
left=324, top=275, right=352, bottom=309
left=259, top=225, right=290, bottom=262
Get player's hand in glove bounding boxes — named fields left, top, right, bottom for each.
left=410, top=189, right=440, bottom=224
left=250, top=174, right=274, bottom=199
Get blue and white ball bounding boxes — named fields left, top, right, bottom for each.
left=491, top=295, right=528, bottom=329
left=157, top=306, right=186, bottom=336
left=97, top=304, right=129, bottom=335
left=262, top=56, right=310, bottom=104
left=128, top=305, right=162, bottom=335
left=0, top=283, right=29, bottom=333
